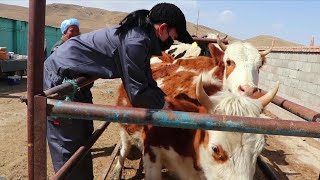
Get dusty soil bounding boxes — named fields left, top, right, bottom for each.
left=0, top=77, right=319, bottom=180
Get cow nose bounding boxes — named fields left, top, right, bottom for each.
left=238, top=85, right=258, bottom=97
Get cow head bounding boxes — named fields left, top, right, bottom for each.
left=217, top=35, right=274, bottom=97
left=196, top=74, right=279, bottom=179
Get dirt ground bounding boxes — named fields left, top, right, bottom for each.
left=0, top=77, right=320, bottom=180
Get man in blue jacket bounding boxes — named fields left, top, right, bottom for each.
left=44, top=2, right=193, bottom=179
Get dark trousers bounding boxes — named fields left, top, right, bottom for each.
left=47, top=118, right=94, bottom=180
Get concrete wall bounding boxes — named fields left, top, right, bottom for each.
left=259, top=50, right=320, bottom=112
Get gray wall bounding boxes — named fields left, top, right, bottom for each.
left=259, top=52, right=320, bottom=112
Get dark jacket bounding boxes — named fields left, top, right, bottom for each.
left=44, top=25, right=166, bottom=109
left=50, top=39, right=65, bottom=54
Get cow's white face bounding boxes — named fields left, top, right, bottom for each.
left=200, top=131, right=265, bottom=180
left=198, top=91, right=266, bottom=180
left=195, top=62, right=279, bottom=180
left=222, top=42, right=263, bottom=97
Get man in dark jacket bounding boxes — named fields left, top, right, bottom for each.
left=44, top=3, right=193, bottom=179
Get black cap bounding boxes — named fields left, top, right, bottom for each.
left=149, top=3, right=194, bottom=44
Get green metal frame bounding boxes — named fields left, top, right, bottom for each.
left=0, top=17, right=61, bottom=55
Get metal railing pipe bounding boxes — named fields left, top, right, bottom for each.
left=43, top=76, right=98, bottom=99
left=255, top=90, right=320, bottom=122
left=51, top=122, right=110, bottom=180
left=20, top=77, right=98, bottom=104
left=47, top=99, right=320, bottom=138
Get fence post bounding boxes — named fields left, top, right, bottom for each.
left=33, top=96, right=47, bottom=179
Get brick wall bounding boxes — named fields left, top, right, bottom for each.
left=258, top=48, right=320, bottom=112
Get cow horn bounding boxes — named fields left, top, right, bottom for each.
left=196, top=74, right=214, bottom=110
left=258, top=81, right=279, bottom=107
left=259, top=39, right=275, bottom=57
left=216, top=33, right=228, bottom=51
left=223, top=35, right=228, bottom=40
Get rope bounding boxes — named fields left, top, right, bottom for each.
left=62, top=78, right=80, bottom=101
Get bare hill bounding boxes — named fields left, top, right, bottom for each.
left=0, top=3, right=236, bottom=42
left=245, top=35, right=301, bottom=47
left=0, top=3, right=28, bottom=21
left=0, top=3, right=300, bottom=46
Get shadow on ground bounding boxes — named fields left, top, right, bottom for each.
left=0, top=77, right=27, bottom=94
left=261, top=141, right=293, bottom=180
left=92, top=144, right=117, bottom=159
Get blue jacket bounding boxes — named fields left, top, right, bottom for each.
left=44, top=26, right=165, bottom=109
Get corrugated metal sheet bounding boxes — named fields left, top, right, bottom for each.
left=0, top=17, right=61, bottom=55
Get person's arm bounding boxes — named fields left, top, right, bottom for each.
left=119, top=37, right=165, bottom=109
left=50, top=40, right=64, bottom=54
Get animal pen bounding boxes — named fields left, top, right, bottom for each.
left=25, top=1, right=320, bottom=180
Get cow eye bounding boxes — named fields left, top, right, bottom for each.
left=212, top=145, right=219, bottom=153
left=226, top=60, right=235, bottom=66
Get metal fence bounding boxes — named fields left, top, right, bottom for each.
left=26, top=1, right=320, bottom=179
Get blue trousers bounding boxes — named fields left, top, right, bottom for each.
left=47, top=117, right=94, bottom=180
left=44, top=68, right=95, bottom=179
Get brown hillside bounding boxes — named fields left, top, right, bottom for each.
left=0, top=3, right=237, bottom=42
left=0, top=3, right=300, bottom=46
left=0, top=3, right=28, bottom=21
left=245, top=35, right=301, bottom=47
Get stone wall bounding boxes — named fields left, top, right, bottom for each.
left=258, top=48, right=320, bottom=112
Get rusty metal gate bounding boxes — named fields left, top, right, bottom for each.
left=26, top=1, right=320, bottom=180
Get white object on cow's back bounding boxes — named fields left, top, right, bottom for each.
left=166, top=43, right=201, bottom=59
left=150, top=56, right=163, bottom=64
left=206, top=33, right=218, bottom=39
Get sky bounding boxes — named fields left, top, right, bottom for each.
left=0, top=0, right=319, bottom=46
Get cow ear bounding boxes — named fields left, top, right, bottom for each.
left=207, top=43, right=224, bottom=66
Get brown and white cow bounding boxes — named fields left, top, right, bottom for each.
left=216, top=39, right=274, bottom=97
left=111, top=36, right=274, bottom=179
left=142, top=75, right=279, bottom=180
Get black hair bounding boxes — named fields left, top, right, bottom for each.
left=115, top=9, right=153, bottom=36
